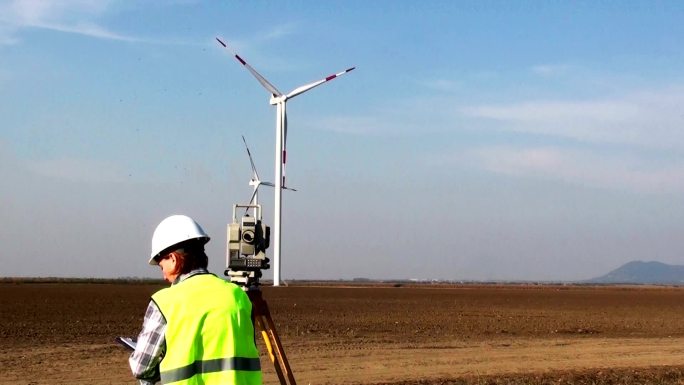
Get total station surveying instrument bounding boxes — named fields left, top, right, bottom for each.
left=225, top=203, right=270, bottom=287
left=224, top=203, right=297, bottom=385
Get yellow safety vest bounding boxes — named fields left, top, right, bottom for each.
left=152, top=273, right=262, bottom=385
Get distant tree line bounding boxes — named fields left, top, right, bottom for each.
left=0, top=277, right=165, bottom=284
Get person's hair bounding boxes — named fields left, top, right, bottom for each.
left=169, top=239, right=209, bottom=275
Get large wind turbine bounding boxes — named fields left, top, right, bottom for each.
left=217, top=37, right=355, bottom=286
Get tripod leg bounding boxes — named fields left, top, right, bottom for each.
left=254, top=314, right=288, bottom=385
left=250, top=291, right=297, bottom=385
left=259, top=327, right=275, bottom=363
left=262, top=312, right=297, bottom=385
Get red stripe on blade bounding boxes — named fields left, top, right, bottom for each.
left=325, top=74, right=337, bottom=81
left=235, top=55, right=246, bottom=65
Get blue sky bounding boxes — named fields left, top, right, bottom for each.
left=2, top=1, right=684, bottom=281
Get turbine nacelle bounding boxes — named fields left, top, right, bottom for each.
left=250, top=178, right=276, bottom=189
left=242, top=135, right=295, bottom=208
left=270, top=95, right=287, bottom=105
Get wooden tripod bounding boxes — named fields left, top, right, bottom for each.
left=248, top=289, right=297, bottom=385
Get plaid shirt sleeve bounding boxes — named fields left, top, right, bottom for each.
left=129, top=300, right=166, bottom=385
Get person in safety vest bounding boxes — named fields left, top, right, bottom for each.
left=129, top=214, right=263, bottom=385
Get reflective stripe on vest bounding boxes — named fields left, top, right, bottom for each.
left=160, top=357, right=261, bottom=384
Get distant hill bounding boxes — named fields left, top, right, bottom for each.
left=588, top=261, right=684, bottom=285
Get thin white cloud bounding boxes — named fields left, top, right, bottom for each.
left=308, top=115, right=386, bottom=135
left=306, top=103, right=434, bottom=136
left=31, top=20, right=141, bottom=42
left=531, top=64, right=573, bottom=77
left=259, top=23, right=297, bottom=42
left=215, top=23, right=304, bottom=75
left=306, top=96, right=464, bottom=136
left=460, top=87, right=684, bottom=150
left=222, top=23, right=298, bottom=50
left=28, top=157, right=130, bottom=184
left=310, top=84, right=684, bottom=153
left=309, top=82, right=684, bottom=193
left=466, top=145, right=684, bottom=193
left=18, top=0, right=109, bottom=22
left=0, top=0, right=141, bottom=44
left=417, top=78, right=462, bottom=92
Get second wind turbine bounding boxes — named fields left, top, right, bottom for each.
left=217, top=37, right=355, bottom=287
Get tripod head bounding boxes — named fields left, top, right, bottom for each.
left=225, top=203, right=270, bottom=290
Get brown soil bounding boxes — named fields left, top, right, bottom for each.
left=1, top=282, right=684, bottom=384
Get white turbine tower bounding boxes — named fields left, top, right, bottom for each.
left=217, top=37, right=355, bottom=286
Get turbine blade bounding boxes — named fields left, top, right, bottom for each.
left=241, top=135, right=259, bottom=180
left=286, top=67, right=356, bottom=99
left=260, top=181, right=295, bottom=192
left=243, top=187, right=259, bottom=216
left=248, top=188, right=258, bottom=205
left=216, top=37, right=282, bottom=97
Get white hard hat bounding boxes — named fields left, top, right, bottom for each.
left=149, top=215, right=210, bottom=265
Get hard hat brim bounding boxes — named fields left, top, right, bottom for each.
left=148, top=236, right=210, bottom=266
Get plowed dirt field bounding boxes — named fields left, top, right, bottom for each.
left=1, top=282, right=684, bottom=384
